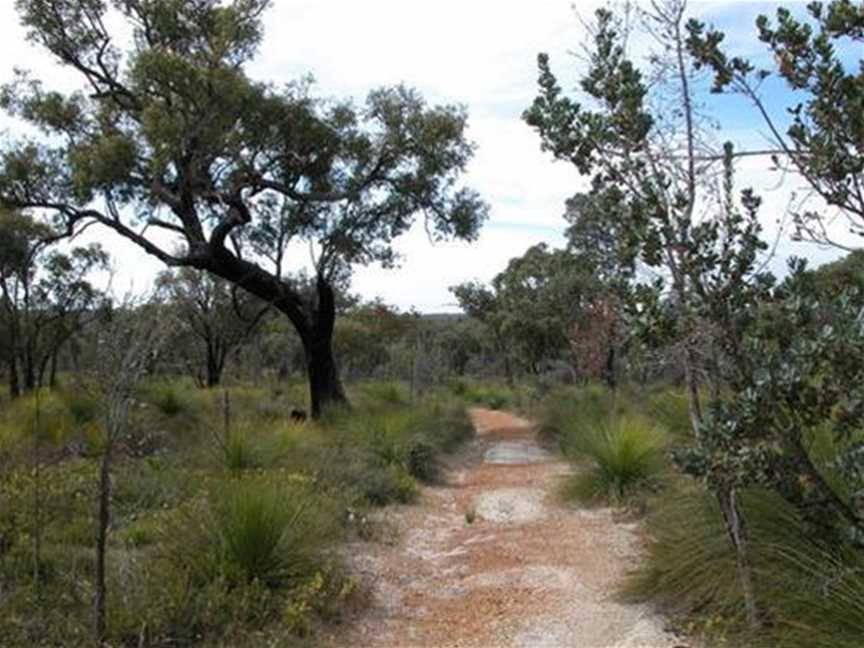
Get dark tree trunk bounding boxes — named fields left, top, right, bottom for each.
left=277, top=356, right=290, bottom=382
left=204, top=340, right=225, bottom=388
left=205, top=247, right=349, bottom=419
left=48, top=350, right=58, bottom=389
left=603, top=345, right=617, bottom=391
left=8, top=356, right=20, bottom=399
left=23, top=345, right=36, bottom=392
left=305, top=277, right=347, bottom=418
left=306, top=336, right=347, bottom=418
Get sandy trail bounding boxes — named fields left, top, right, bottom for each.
left=324, top=408, right=685, bottom=648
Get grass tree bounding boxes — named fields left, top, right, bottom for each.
left=0, top=0, right=487, bottom=417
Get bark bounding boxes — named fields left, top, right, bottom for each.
left=307, top=336, right=347, bottom=418
left=717, top=487, right=761, bottom=630
left=94, top=435, right=112, bottom=643
left=683, top=345, right=703, bottom=433
left=49, top=350, right=58, bottom=389
left=603, top=345, right=617, bottom=391
left=683, top=342, right=759, bottom=630
left=204, top=340, right=226, bottom=388
left=8, top=355, right=20, bottom=399
left=305, top=278, right=347, bottom=418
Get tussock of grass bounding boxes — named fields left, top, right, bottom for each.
left=645, top=387, right=692, bottom=440
left=561, top=414, right=667, bottom=504
left=212, top=480, right=341, bottom=586
left=448, top=379, right=524, bottom=411
left=624, top=485, right=864, bottom=647
left=142, top=379, right=190, bottom=417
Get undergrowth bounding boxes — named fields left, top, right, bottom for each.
left=0, top=379, right=473, bottom=646
left=538, top=382, right=864, bottom=647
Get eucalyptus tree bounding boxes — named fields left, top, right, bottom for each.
left=452, top=244, right=594, bottom=381
left=491, top=243, right=587, bottom=374
left=524, top=1, right=772, bottom=626
left=450, top=280, right=515, bottom=384
left=157, top=268, right=268, bottom=387
left=0, top=0, right=487, bottom=417
left=0, top=209, right=108, bottom=397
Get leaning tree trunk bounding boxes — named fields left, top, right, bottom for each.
left=206, top=249, right=349, bottom=419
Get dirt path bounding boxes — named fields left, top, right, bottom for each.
left=325, top=408, right=685, bottom=648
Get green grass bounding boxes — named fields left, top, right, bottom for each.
left=623, top=483, right=864, bottom=647
left=141, top=378, right=191, bottom=417
left=561, top=413, right=668, bottom=504
left=211, top=479, right=342, bottom=586
left=448, top=379, right=527, bottom=411
left=0, top=379, right=475, bottom=646
left=534, top=385, right=669, bottom=504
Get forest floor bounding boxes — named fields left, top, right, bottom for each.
left=324, top=408, right=688, bottom=648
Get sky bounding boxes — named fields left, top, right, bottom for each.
left=0, top=0, right=856, bottom=312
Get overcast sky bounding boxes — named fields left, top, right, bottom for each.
left=0, top=0, right=853, bottom=312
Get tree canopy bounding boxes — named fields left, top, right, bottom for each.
left=0, top=0, right=488, bottom=415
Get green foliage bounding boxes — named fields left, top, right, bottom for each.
left=451, top=243, right=608, bottom=377
left=0, top=388, right=99, bottom=449
left=646, top=387, right=693, bottom=441
left=353, top=380, right=409, bottom=408
left=1, top=0, right=490, bottom=418
left=686, top=0, right=864, bottom=231
left=562, top=414, right=667, bottom=504
left=452, top=380, right=522, bottom=411
left=211, top=480, right=340, bottom=586
left=674, top=262, right=864, bottom=543
left=536, top=384, right=620, bottom=449
left=0, top=378, right=472, bottom=645
left=224, top=430, right=259, bottom=473
left=142, top=379, right=191, bottom=417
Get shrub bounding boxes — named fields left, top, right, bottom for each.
left=405, top=435, right=439, bottom=483
left=58, top=389, right=101, bottom=426
left=536, top=384, right=621, bottom=451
